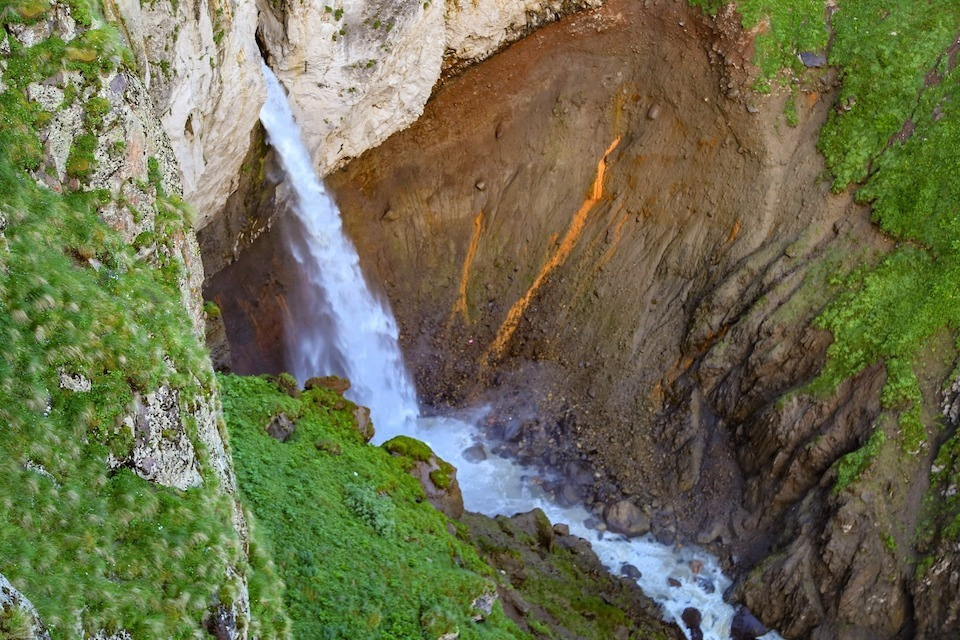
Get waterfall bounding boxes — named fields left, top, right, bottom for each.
left=258, top=63, right=419, bottom=439
left=257, top=63, right=779, bottom=640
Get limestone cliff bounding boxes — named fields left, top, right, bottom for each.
left=0, top=3, right=258, bottom=636
left=105, top=0, right=265, bottom=229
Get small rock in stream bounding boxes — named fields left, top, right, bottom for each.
left=620, top=563, right=642, bottom=580
left=682, top=607, right=703, bottom=640
left=462, top=444, right=487, bottom=462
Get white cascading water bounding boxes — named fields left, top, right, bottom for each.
left=258, top=63, right=778, bottom=640
left=259, top=64, right=419, bottom=437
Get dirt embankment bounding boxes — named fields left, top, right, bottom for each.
left=201, top=0, right=956, bottom=636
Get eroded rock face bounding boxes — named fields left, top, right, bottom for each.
left=444, top=0, right=600, bottom=63
left=107, top=0, right=266, bottom=229
left=257, top=0, right=443, bottom=179
left=254, top=0, right=602, bottom=182
left=0, top=573, right=50, bottom=640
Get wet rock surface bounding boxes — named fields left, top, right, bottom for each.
left=603, top=499, right=651, bottom=538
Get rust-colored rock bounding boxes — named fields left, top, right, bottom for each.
left=305, top=375, right=351, bottom=395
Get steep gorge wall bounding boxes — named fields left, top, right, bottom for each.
left=198, top=0, right=602, bottom=274
left=0, top=2, right=263, bottom=635
left=205, top=0, right=960, bottom=637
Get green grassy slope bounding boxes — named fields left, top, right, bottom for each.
left=0, top=2, right=286, bottom=637
left=219, top=374, right=528, bottom=640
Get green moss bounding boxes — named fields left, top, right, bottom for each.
left=784, top=89, right=798, bottom=127
left=84, top=96, right=112, bottom=129
left=382, top=434, right=435, bottom=462
left=219, top=374, right=524, bottom=640
left=835, top=427, right=886, bottom=492
left=688, top=0, right=827, bottom=86
left=882, top=531, right=897, bottom=553
left=430, top=459, right=455, bottom=490
left=65, top=132, right=98, bottom=180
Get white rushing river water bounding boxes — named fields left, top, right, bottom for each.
left=258, top=62, right=778, bottom=640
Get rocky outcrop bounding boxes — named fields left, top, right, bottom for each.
left=4, top=4, right=255, bottom=634
left=250, top=0, right=606, bottom=187
left=444, top=0, right=600, bottom=64
left=0, top=574, right=50, bottom=640
left=257, top=0, right=445, bottom=179
left=383, top=436, right=465, bottom=518
left=462, top=509, right=682, bottom=639
left=107, top=0, right=266, bottom=228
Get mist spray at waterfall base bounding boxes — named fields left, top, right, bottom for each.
left=258, top=64, right=778, bottom=640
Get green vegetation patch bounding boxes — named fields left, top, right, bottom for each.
left=383, top=433, right=436, bottom=462
left=688, top=0, right=828, bottom=88
left=819, top=0, right=960, bottom=187
left=0, top=4, right=289, bottom=635
left=463, top=512, right=676, bottom=640
left=219, top=374, right=525, bottom=640
left=811, top=41, right=960, bottom=454
left=0, top=88, right=250, bottom=640
left=834, top=427, right=886, bottom=492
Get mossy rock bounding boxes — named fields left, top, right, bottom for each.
left=382, top=435, right=435, bottom=462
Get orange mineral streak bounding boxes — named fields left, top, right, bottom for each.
left=452, top=211, right=485, bottom=322
left=726, top=219, right=742, bottom=244
left=486, top=137, right=621, bottom=360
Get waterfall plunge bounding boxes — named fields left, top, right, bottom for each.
left=259, top=63, right=419, bottom=440
left=257, top=64, right=779, bottom=640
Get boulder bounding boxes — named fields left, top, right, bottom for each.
left=511, top=509, right=555, bottom=551
left=603, top=499, right=651, bottom=537
left=305, top=375, right=351, bottom=395
left=353, top=406, right=374, bottom=442
left=557, top=483, right=581, bottom=507
left=462, top=444, right=487, bottom=462
left=265, top=412, right=296, bottom=442
left=731, top=607, right=767, bottom=640
left=471, top=592, right=497, bottom=621
left=799, top=51, right=827, bottom=68
left=682, top=607, right=703, bottom=640
left=620, top=563, right=642, bottom=581
left=383, top=436, right=464, bottom=519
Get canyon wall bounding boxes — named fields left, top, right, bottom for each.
left=205, top=0, right=960, bottom=637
